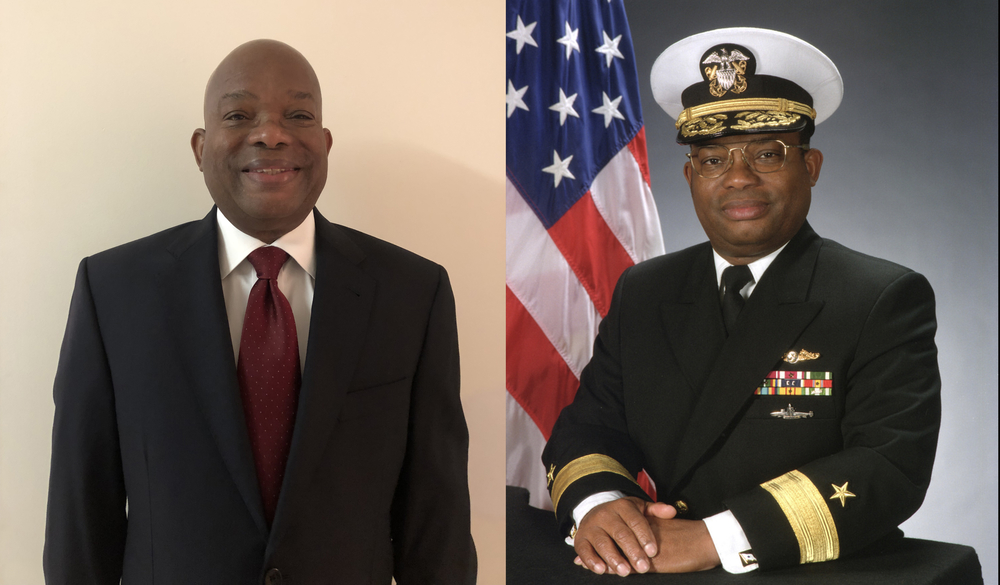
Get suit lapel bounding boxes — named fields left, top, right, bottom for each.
left=670, top=223, right=825, bottom=489
left=166, top=210, right=268, bottom=538
left=268, top=210, right=376, bottom=552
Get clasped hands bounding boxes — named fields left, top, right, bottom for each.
left=573, top=496, right=721, bottom=576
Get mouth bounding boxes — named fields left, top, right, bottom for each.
left=242, top=161, right=301, bottom=184
left=246, top=168, right=295, bottom=175
left=721, top=199, right=769, bottom=221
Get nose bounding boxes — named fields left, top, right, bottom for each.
left=721, top=148, right=760, bottom=188
left=247, top=116, right=292, bottom=149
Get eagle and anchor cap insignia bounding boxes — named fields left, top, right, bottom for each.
left=701, top=43, right=754, bottom=97
left=650, top=27, right=843, bottom=144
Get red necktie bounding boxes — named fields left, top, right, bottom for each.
left=237, top=246, right=301, bottom=526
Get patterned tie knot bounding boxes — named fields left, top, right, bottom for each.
left=722, top=264, right=754, bottom=297
left=247, top=246, right=289, bottom=280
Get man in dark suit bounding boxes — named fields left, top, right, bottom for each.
left=542, top=28, right=940, bottom=576
left=44, top=39, right=476, bottom=584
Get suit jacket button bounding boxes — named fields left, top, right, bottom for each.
left=674, top=500, right=689, bottom=514
left=264, top=568, right=283, bottom=585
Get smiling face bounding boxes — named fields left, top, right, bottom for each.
left=192, top=40, right=333, bottom=243
left=683, top=131, right=823, bottom=264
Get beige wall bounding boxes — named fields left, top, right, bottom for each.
left=0, top=1, right=504, bottom=583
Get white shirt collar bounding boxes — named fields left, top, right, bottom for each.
left=712, top=240, right=789, bottom=292
left=216, top=208, right=316, bottom=279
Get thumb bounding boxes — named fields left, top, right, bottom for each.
left=644, top=502, right=677, bottom=519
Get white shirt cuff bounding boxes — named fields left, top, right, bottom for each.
left=703, top=510, right=758, bottom=573
left=564, top=491, right=626, bottom=545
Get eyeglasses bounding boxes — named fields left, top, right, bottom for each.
left=686, top=139, right=810, bottom=179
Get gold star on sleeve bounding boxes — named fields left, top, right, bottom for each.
left=547, top=464, right=556, bottom=487
left=829, top=482, right=856, bottom=507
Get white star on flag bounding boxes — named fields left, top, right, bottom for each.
left=592, top=92, right=625, bottom=127
left=506, top=80, right=530, bottom=118
left=506, top=0, right=665, bottom=513
left=542, top=150, right=575, bottom=187
left=506, top=15, right=538, bottom=55
left=548, top=88, right=579, bottom=126
left=595, top=30, right=624, bottom=67
left=556, top=22, right=580, bottom=60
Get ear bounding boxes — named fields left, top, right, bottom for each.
left=324, top=128, right=333, bottom=154
left=191, top=129, right=206, bottom=170
left=804, top=148, right=823, bottom=186
left=683, top=160, right=693, bottom=187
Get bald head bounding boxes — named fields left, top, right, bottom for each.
left=204, top=39, right=323, bottom=124
left=192, top=39, right=333, bottom=243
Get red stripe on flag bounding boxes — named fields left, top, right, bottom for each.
left=547, top=192, right=635, bottom=318
left=625, top=127, right=651, bottom=188
left=506, top=287, right=580, bottom=439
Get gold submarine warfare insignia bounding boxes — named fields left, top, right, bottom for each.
left=703, top=48, right=750, bottom=97
left=783, top=349, right=820, bottom=364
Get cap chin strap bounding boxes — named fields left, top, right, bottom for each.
left=676, top=97, right=816, bottom=129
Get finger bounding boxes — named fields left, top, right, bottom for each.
left=598, top=529, right=644, bottom=575
left=574, top=539, right=608, bottom=575
left=618, top=501, right=658, bottom=562
left=590, top=533, right=635, bottom=576
left=645, top=502, right=678, bottom=520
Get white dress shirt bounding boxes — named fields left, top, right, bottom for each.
left=216, top=208, right=316, bottom=372
left=569, top=242, right=789, bottom=574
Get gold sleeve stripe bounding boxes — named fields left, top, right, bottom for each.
left=760, top=470, right=840, bottom=563
left=551, top=454, right=639, bottom=513
left=675, top=98, right=817, bottom=128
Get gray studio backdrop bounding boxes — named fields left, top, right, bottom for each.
left=624, top=0, right=998, bottom=582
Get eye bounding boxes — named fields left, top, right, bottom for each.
left=697, top=149, right=727, bottom=167
left=749, top=141, right=784, bottom=161
left=224, top=112, right=249, bottom=121
left=289, top=111, right=315, bottom=121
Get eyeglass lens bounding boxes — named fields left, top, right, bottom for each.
left=692, top=140, right=789, bottom=178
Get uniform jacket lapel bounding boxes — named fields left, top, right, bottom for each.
left=267, top=209, right=376, bottom=553
left=671, top=223, right=825, bottom=489
left=165, top=210, right=269, bottom=538
left=659, top=245, right=726, bottom=397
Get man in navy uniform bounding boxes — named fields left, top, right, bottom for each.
left=543, top=27, right=940, bottom=575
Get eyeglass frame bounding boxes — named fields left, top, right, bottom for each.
left=685, top=138, right=811, bottom=179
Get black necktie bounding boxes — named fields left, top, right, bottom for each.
left=721, top=265, right=754, bottom=336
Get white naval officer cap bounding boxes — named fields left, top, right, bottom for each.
left=650, top=27, right=843, bottom=144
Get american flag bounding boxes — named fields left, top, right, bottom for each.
left=506, top=0, right=664, bottom=508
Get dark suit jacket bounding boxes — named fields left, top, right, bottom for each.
left=44, top=209, right=476, bottom=584
left=543, top=221, right=940, bottom=570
